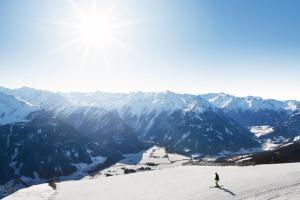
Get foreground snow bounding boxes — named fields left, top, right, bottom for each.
left=5, top=162, right=300, bottom=200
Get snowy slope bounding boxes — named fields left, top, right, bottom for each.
left=5, top=162, right=300, bottom=200
left=0, top=92, right=38, bottom=125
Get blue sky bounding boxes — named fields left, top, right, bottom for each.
left=0, top=0, right=300, bottom=100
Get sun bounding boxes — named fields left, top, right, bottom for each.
left=77, top=12, right=114, bottom=46
left=47, top=0, right=140, bottom=64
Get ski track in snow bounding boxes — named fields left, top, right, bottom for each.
left=4, top=162, right=300, bottom=200
left=238, top=182, right=300, bottom=200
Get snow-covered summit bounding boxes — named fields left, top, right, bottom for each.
left=63, top=90, right=212, bottom=117
left=1, top=87, right=299, bottom=116
left=0, top=87, right=70, bottom=111
left=183, top=96, right=214, bottom=113
left=0, top=92, right=38, bottom=125
left=201, top=92, right=298, bottom=112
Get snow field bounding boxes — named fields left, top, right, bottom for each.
left=5, top=162, right=300, bottom=200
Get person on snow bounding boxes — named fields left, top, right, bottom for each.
left=214, top=172, right=220, bottom=187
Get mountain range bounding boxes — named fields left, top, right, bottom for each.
left=0, top=86, right=299, bottom=192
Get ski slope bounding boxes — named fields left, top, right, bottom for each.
left=4, top=162, right=300, bottom=200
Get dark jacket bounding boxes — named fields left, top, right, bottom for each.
left=215, top=173, right=219, bottom=181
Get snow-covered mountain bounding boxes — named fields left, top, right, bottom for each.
left=1, top=88, right=259, bottom=154
left=201, top=92, right=299, bottom=112
left=60, top=90, right=260, bottom=154
left=1, top=86, right=300, bottom=195
left=268, top=110, right=300, bottom=140
left=0, top=86, right=300, bottom=199
left=57, top=106, right=144, bottom=154
left=0, top=92, right=38, bottom=125
left=0, top=88, right=145, bottom=192
left=0, top=87, right=70, bottom=111
left=60, top=90, right=300, bottom=154
left=200, top=93, right=298, bottom=127
left=1, top=87, right=299, bottom=155
left=62, top=91, right=299, bottom=129
left=0, top=109, right=143, bottom=185
left=62, top=91, right=213, bottom=123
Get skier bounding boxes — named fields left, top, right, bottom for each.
left=214, top=172, right=220, bottom=187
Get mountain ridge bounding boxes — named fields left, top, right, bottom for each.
left=0, top=86, right=299, bottom=196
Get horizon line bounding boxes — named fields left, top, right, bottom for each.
left=0, top=85, right=299, bottom=102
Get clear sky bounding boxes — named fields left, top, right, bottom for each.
left=0, top=0, right=300, bottom=100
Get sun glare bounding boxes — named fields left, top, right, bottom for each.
left=77, top=13, right=114, bottom=46
left=47, top=0, right=140, bottom=64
